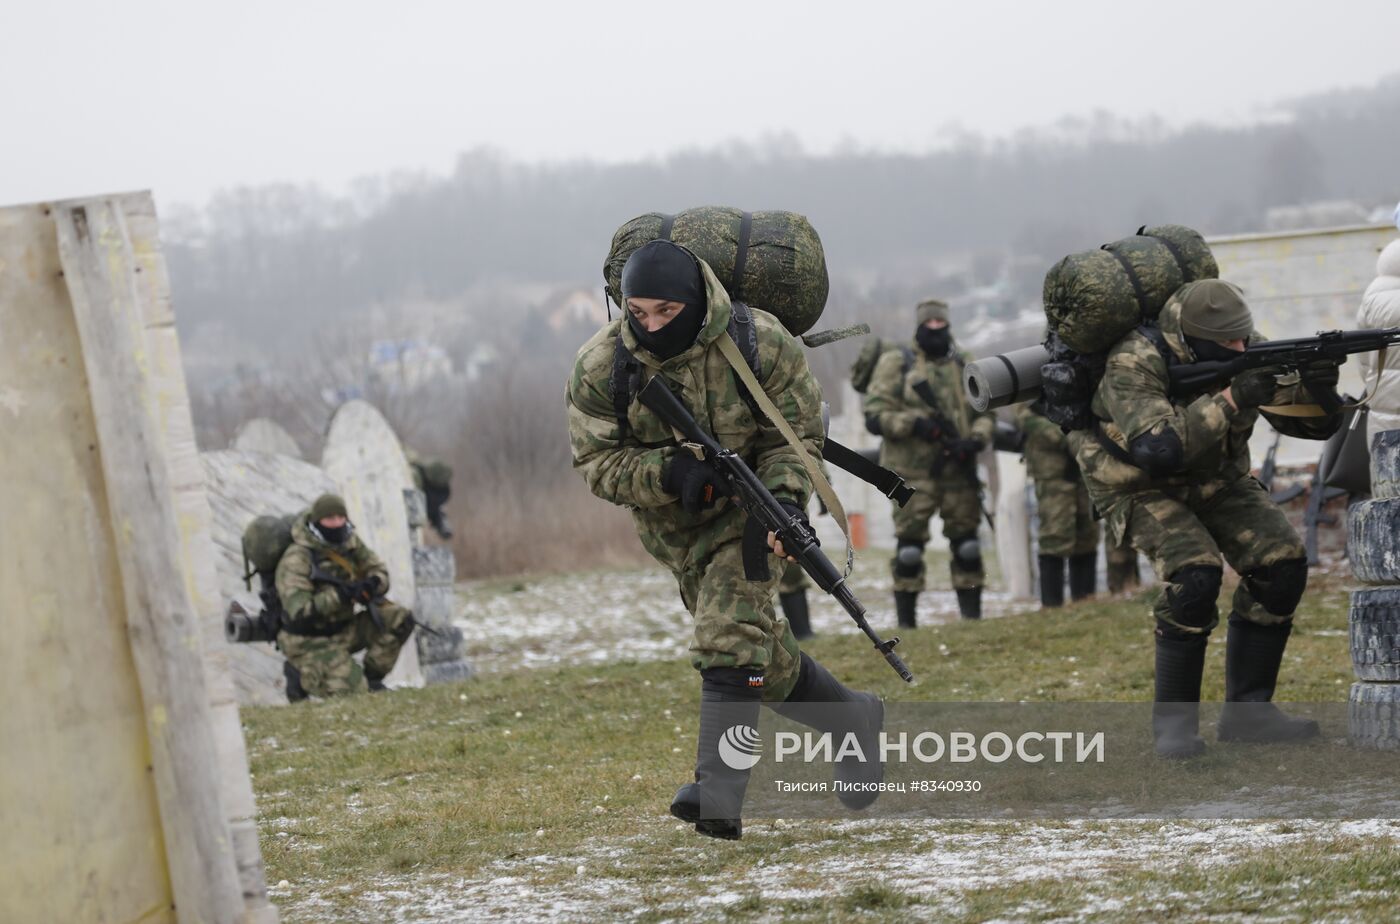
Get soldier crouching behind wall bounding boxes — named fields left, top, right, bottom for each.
left=567, top=240, right=883, bottom=840
left=1070, top=280, right=1342, bottom=758
left=275, top=493, right=416, bottom=698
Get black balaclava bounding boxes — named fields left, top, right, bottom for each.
left=1184, top=334, right=1244, bottom=364
left=916, top=325, right=952, bottom=358
left=621, top=240, right=707, bottom=359
left=315, top=521, right=351, bottom=546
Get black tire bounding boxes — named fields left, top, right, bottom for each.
left=1347, top=497, right=1400, bottom=584
left=1349, top=682, right=1400, bottom=751
left=1351, top=588, right=1400, bottom=682
left=1373, top=429, right=1400, bottom=500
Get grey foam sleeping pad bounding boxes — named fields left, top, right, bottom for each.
left=1042, top=224, right=1218, bottom=354
left=1372, top=429, right=1400, bottom=500
left=1350, top=588, right=1400, bottom=682
left=1348, top=497, right=1400, bottom=584
left=604, top=207, right=829, bottom=336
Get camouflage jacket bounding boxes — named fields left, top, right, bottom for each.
left=275, top=513, right=390, bottom=628
left=1014, top=402, right=1077, bottom=483
left=1073, top=297, right=1338, bottom=534
left=863, top=341, right=994, bottom=479
left=567, top=260, right=823, bottom=574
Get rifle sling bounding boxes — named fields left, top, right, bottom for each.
left=319, top=547, right=359, bottom=577
left=714, top=332, right=852, bottom=572
left=821, top=437, right=915, bottom=507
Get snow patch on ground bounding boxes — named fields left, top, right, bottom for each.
left=271, top=818, right=1400, bottom=922
left=455, top=564, right=1035, bottom=674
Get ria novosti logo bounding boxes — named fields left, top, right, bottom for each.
left=718, top=724, right=763, bottom=770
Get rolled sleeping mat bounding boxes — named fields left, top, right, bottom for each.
left=964, top=343, right=1050, bottom=412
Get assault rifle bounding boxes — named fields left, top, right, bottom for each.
left=911, top=380, right=996, bottom=531
left=308, top=564, right=446, bottom=638
left=1167, top=327, right=1400, bottom=411
left=638, top=377, right=914, bottom=683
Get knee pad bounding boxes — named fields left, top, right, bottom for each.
left=1164, top=565, right=1222, bottom=630
left=893, top=542, right=925, bottom=578
left=951, top=535, right=982, bottom=571
left=1242, top=557, right=1308, bottom=617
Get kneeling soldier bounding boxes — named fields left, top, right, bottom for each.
left=275, top=493, right=415, bottom=697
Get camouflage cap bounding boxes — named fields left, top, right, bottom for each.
left=310, top=493, right=348, bottom=522
left=916, top=298, right=950, bottom=324
left=1177, top=280, right=1252, bottom=341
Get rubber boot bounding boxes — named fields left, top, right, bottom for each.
left=771, top=652, right=885, bottom=809
left=780, top=590, right=814, bottom=641
left=1039, top=555, right=1066, bottom=609
left=1217, top=615, right=1320, bottom=743
left=670, top=668, right=764, bottom=840
left=364, top=666, right=387, bottom=693
left=284, top=660, right=308, bottom=703
left=1068, top=553, right=1098, bottom=601
left=894, top=591, right=918, bottom=629
left=956, top=587, right=982, bottom=620
left=1153, top=632, right=1208, bottom=759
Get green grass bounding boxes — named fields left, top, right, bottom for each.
left=243, top=568, right=1388, bottom=922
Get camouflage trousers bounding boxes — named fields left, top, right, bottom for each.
left=1120, top=475, right=1304, bottom=635
left=778, top=559, right=809, bottom=595
left=676, top=537, right=802, bottom=702
left=1032, top=475, right=1099, bottom=558
left=890, top=474, right=984, bottom=592
left=278, top=601, right=413, bottom=697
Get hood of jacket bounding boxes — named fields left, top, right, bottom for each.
left=620, top=259, right=733, bottom=370
left=291, top=510, right=362, bottom=554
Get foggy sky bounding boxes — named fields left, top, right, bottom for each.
left=3, top=0, right=1399, bottom=210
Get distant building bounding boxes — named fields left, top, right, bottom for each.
left=367, top=339, right=454, bottom=390
left=547, top=288, right=608, bottom=331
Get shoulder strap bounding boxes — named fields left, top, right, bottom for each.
left=1135, top=323, right=1174, bottom=366
left=1103, top=242, right=1150, bottom=321
left=319, top=547, right=359, bottom=577
left=1136, top=225, right=1191, bottom=280
left=901, top=346, right=915, bottom=378
left=714, top=333, right=853, bottom=574
left=610, top=332, right=641, bottom=437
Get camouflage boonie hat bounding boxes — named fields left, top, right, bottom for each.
left=917, top=298, right=949, bottom=324
left=1177, top=280, right=1252, bottom=341
left=310, top=493, right=348, bottom=522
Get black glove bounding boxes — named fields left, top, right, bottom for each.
left=773, top=500, right=817, bottom=557
left=663, top=453, right=722, bottom=514
left=1231, top=366, right=1284, bottom=409
left=947, top=438, right=985, bottom=464
left=1298, top=359, right=1342, bottom=394
left=352, top=576, right=382, bottom=604
left=911, top=417, right=943, bottom=442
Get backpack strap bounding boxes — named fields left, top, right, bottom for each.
left=1135, top=323, right=1176, bottom=367
left=658, top=213, right=676, bottom=240
left=1103, top=242, right=1150, bottom=321
left=1137, top=225, right=1191, bottom=281
left=610, top=332, right=642, bottom=437
left=730, top=211, right=753, bottom=303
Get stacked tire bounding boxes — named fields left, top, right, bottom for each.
left=1348, top=430, right=1400, bottom=748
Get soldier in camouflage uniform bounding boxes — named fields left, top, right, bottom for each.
left=863, top=299, right=994, bottom=625
left=406, top=449, right=455, bottom=539
left=1069, top=280, right=1342, bottom=757
left=568, top=240, right=882, bottom=840
left=275, top=493, right=415, bottom=698
left=1015, top=402, right=1143, bottom=606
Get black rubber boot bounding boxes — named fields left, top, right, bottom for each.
left=284, top=660, right=308, bottom=703
left=1217, top=615, right=1320, bottom=743
left=1153, top=632, right=1208, bottom=759
left=956, top=587, right=982, bottom=620
left=1069, top=553, right=1098, bottom=601
left=1039, top=555, right=1066, bottom=609
left=894, top=591, right=918, bottom=629
left=780, top=590, right=814, bottom=640
left=771, top=653, right=885, bottom=809
left=364, top=666, right=387, bottom=693
left=670, top=668, right=764, bottom=840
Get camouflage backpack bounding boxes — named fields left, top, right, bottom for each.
left=242, top=514, right=297, bottom=590
left=1039, top=225, right=1217, bottom=430
left=604, top=207, right=829, bottom=336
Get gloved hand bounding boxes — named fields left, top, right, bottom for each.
left=768, top=500, right=815, bottom=561
left=663, top=452, right=722, bottom=514
left=1298, top=359, right=1342, bottom=393
left=351, top=577, right=381, bottom=604
left=911, top=417, right=943, bottom=442
left=1230, top=366, right=1285, bottom=409
left=947, top=438, right=985, bottom=464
